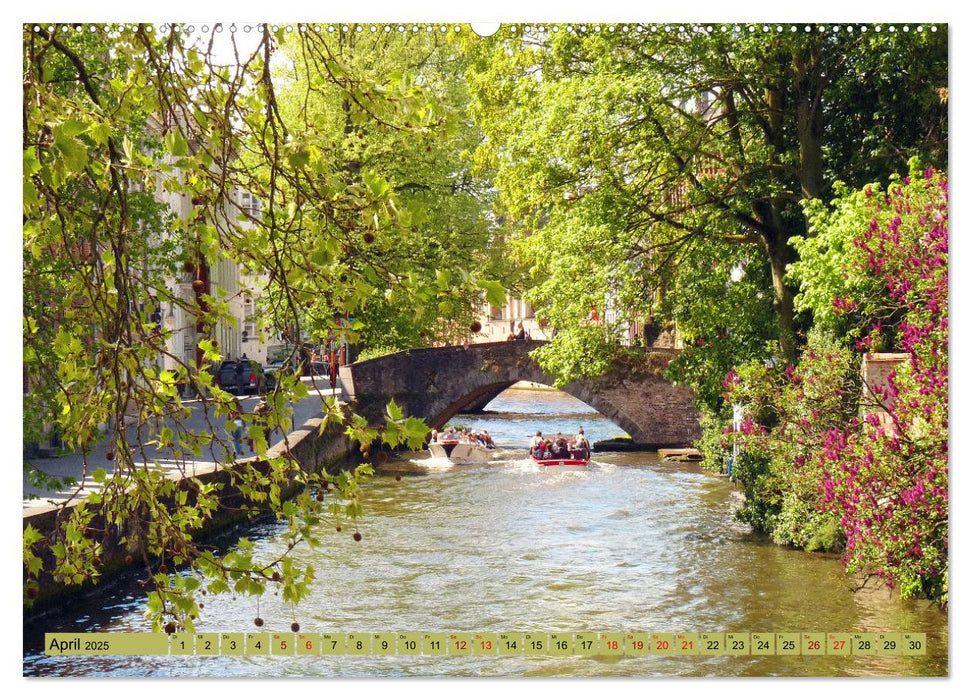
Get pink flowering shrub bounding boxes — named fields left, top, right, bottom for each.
left=818, top=167, right=948, bottom=603
left=720, top=165, right=948, bottom=603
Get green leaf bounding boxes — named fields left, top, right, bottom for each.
left=58, top=119, right=90, bottom=138
left=23, top=147, right=41, bottom=176
left=165, top=130, right=189, bottom=157
left=288, top=148, right=310, bottom=169
left=88, top=121, right=112, bottom=146
left=481, top=279, right=506, bottom=308
left=52, top=127, right=88, bottom=172
left=435, top=269, right=451, bottom=290
left=23, top=524, right=44, bottom=546
left=197, top=339, right=221, bottom=363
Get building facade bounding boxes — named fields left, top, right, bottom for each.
left=476, top=295, right=550, bottom=342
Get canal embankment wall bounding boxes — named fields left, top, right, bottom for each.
left=23, top=409, right=357, bottom=615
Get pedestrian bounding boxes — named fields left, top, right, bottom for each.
left=230, top=410, right=244, bottom=458
left=329, top=349, right=338, bottom=391
left=234, top=360, right=246, bottom=395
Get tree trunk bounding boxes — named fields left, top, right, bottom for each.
left=793, top=41, right=825, bottom=200
left=768, top=244, right=797, bottom=359
left=761, top=61, right=799, bottom=359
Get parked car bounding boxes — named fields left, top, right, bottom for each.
left=213, top=359, right=266, bottom=395
left=263, top=356, right=328, bottom=391
left=262, top=361, right=285, bottom=392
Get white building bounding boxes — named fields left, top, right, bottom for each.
left=475, top=295, right=550, bottom=343
left=151, top=158, right=270, bottom=377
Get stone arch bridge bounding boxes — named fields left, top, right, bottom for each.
left=339, top=341, right=702, bottom=447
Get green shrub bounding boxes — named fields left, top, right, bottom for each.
left=356, top=345, right=401, bottom=362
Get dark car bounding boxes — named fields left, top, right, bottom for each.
left=262, top=361, right=284, bottom=392
left=213, top=359, right=266, bottom=395
left=263, top=355, right=326, bottom=391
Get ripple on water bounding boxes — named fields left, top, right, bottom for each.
left=23, top=389, right=948, bottom=677
left=605, top=510, right=632, bottom=520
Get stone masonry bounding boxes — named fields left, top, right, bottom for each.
left=339, top=340, right=702, bottom=447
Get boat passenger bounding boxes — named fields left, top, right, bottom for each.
left=430, top=430, right=439, bottom=443
left=530, top=431, right=543, bottom=449
left=573, top=428, right=587, bottom=446
left=482, top=431, right=496, bottom=449
left=570, top=442, right=589, bottom=460
left=549, top=433, right=566, bottom=458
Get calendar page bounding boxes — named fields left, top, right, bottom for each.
left=21, top=9, right=950, bottom=685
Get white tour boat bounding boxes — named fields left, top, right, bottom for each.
left=427, top=440, right=494, bottom=464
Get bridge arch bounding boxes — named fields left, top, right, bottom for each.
left=339, top=340, right=701, bottom=447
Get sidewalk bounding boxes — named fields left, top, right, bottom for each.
left=23, top=378, right=344, bottom=514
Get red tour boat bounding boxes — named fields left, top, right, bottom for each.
left=529, top=430, right=591, bottom=467
left=531, top=455, right=590, bottom=467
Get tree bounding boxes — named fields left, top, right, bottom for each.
left=22, top=23, right=450, bottom=628
left=267, top=26, right=510, bottom=353
left=465, top=24, right=947, bottom=389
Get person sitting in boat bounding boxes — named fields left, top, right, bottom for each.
left=442, top=426, right=458, bottom=442
left=573, top=428, right=587, bottom=446
left=532, top=439, right=548, bottom=460
left=481, top=431, right=496, bottom=449
left=570, top=429, right=590, bottom=460
left=570, top=440, right=589, bottom=460
left=530, top=431, right=543, bottom=449
left=430, top=429, right=439, bottom=443
left=551, top=435, right=570, bottom=459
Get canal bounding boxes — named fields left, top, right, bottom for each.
left=23, top=387, right=947, bottom=677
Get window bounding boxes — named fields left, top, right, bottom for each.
left=241, top=191, right=262, bottom=218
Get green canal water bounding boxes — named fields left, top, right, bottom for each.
left=23, top=388, right=947, bottom=677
